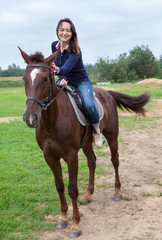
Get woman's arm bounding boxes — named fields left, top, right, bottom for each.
left=58, top=52, right=81, bottom=75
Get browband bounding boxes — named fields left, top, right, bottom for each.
left=26, top=64, right=51, bottom=70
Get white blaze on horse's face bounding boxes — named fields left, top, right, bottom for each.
left=30, top=68, right=40, bottom=85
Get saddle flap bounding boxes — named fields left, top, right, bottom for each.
left=64, top=85, right=89, bottom=117
left=65, top=86, right=104, bottom=126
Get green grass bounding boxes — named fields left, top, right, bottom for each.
left=0, top=77, right=24, bottom=87
left=97, top=83, right=162, bottom=99
left=123, top=196, right=132, bottom=201
left=133, top=184, right=141, bottom=187
left=118, top=115, right=160, bottom=129
left=141, top=192, right=153, bottom=197
left=0, top=121, right=58, bottom=239
left=0, top=87, right=26, bottom=117
left=0, top=80, right=24, bottom=88
left=136, top=205, right=143, bottom=211
left=155, top=180, right=162, bottom=186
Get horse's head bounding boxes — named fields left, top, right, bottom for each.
left=18, top=47, right=58, bottom=128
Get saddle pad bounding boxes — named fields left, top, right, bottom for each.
left=67, top=92, right=104, bottom=126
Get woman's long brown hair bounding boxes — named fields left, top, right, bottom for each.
left=56, top=18, right=80, bottom=54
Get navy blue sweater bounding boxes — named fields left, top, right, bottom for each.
left=51, top=41, right=90, bottom=85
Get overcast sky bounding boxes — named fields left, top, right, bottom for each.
left=0, top=0, right=162, bottom=69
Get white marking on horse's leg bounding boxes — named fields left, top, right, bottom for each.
left=30, top=68, right=40, bottom=85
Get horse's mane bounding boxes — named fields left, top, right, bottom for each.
left=29, top=52, right=44, bottom=62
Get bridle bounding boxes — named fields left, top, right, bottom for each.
left=26, top=64, right=64, bottom=110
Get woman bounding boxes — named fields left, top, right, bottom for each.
left=51, top=18, right=103, bottom=147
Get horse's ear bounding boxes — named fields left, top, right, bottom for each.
left=44, top=49, right=59, bottom=66
left=18, top=47, right=30, bottom=64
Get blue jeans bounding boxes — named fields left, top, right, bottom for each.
left=74, top=81, right=100, bottom=126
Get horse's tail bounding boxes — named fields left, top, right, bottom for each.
left=108, top=91, right=151, bottom=116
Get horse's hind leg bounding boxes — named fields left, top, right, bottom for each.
left=44, top=154, right=68, bottom=228
left=104, top=132, right=122, bottom=201
left=82, top=144, right=96, bottom=203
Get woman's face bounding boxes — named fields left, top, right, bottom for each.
left=58, top=21, right=72, bottom=44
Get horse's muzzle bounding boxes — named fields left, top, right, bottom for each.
left=23, top=112, right=39, bottom=128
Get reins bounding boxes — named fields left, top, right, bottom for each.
left=45, top=84, right=65, bottom=109
left=26, top=64, right=64, bottom=110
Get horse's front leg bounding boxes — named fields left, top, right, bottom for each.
left=82, top=144, right=96, bottom=203
left=44, top=153, right=68, bottom=228
left=67, top=152, right=81, bottom=238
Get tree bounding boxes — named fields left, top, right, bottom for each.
left=94, top=53, right=138, bottom=83
left=95, top=57, right=112, bottom=81
left=155, top=54, right=162, bottom=78
left=128, top=45, right=157, bottom=79
left=160, top=53, right=162, bottom=68
left=111, top=53, right=128, bottom=82
left=84, top=63, right=95, bottom=74
left=0, top=64, right=24, bottom=77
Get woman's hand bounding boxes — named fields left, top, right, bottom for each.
left=60, top=78, right=68, bottom=85
left=50, top=63, right=67, bottom=85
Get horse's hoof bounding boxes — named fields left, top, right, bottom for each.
left=56, top=221, right=68, bottom=229
left=69, top=230, right=81, bottom=238
left=114, top=195, right=122, bottom=201
left=80, top=198, right=91, bottom=205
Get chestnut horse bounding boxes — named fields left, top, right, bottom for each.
left=19, top=47, right=150, bottom=238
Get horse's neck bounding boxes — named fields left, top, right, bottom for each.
left=41, top=83, right=60, bottom=124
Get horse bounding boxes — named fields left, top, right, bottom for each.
left=18, top=47, right=150, bottom=238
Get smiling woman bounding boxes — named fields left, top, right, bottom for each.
left=51, top=18, right=103, bottom=147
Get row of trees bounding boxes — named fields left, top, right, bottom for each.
left=0, top=64, right=24, bottom=77
left=0, top=45, right=162, bottom=83
left=85, top=45, right=162, bottom=83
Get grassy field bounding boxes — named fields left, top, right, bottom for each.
left=0, top=77, right=24, bottom=88
left=0, top=87, right=26, bottom=117
left=0, top=81, right=162, bottom=240
left=97, top=82, right=162, bottom=99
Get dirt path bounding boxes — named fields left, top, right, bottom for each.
left=0, top=117, right=22, bottom=123
left=38, top=103, right=162, bottom=240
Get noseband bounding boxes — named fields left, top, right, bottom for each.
left=26, top=64, right=64, bottom=110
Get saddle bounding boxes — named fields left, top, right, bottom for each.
left=63, top=84, right=104, bottom=126
left=64, top=85, right=90, bottom=121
